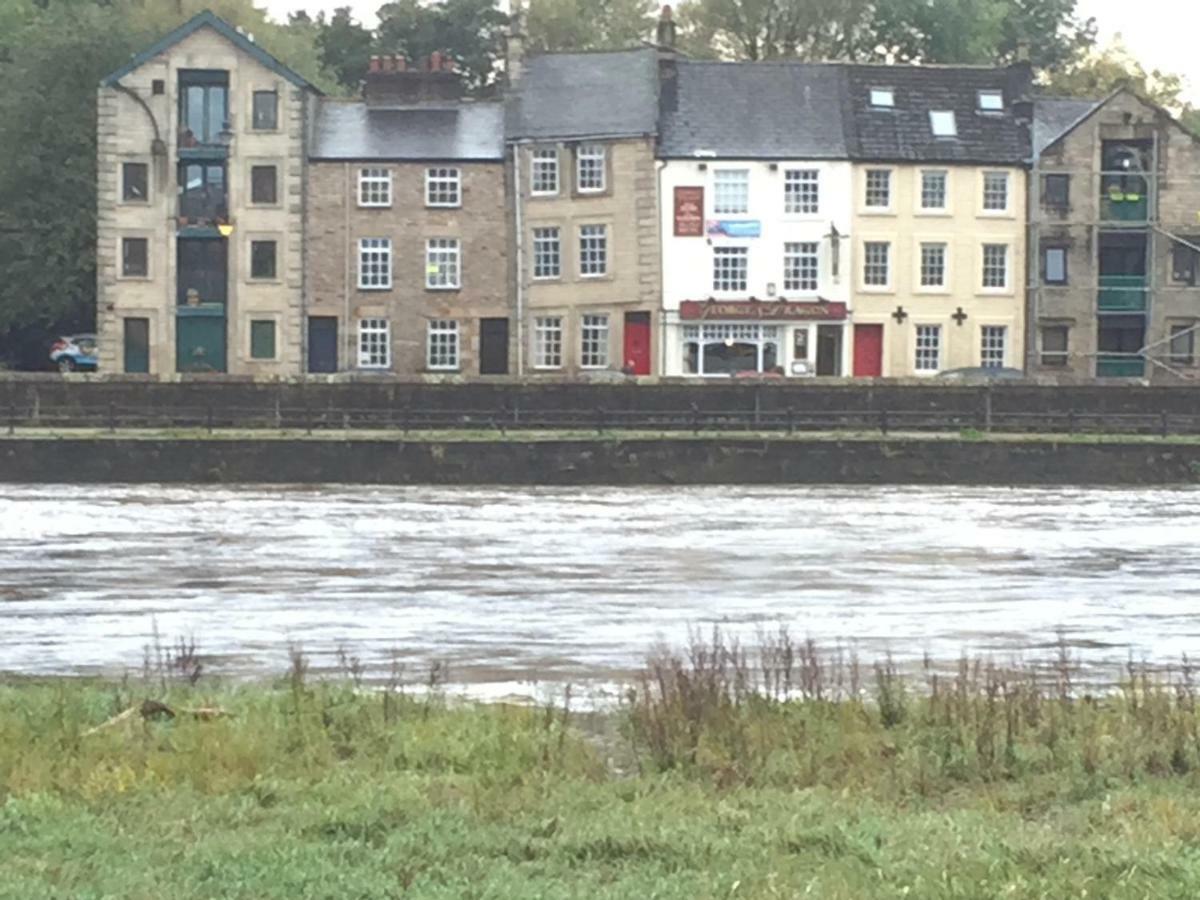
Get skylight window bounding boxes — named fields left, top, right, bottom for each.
left=870, top=88, right=894, bottom=108
left=978, top=90, right=1004, bottom=112
left=930, top=110, right=957, bottom=138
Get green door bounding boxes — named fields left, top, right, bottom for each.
left=123, top=317, right=149, bottom=373
left=176, top=306, right=227, bottom=373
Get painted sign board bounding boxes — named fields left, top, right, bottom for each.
left=679, top=299, right=848, bottom=321
left=673, top=186, right=704, bottom=236
left=706, top=219, right=762, bottom=238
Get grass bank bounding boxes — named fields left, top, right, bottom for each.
left=5, top=635, right=1200, bottom=898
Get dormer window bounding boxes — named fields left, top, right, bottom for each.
left=870, top=87, right=894, bottom=108
left=930, top=110, right=957, bottom=138
left=978, top=90, right=1004, bottom=112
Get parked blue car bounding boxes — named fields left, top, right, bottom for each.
left=49, top=334, right=99, bottom=372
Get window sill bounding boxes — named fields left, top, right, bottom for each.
left=914, top=209, right=951, bottom=217
left=247, top=277, right=282, bottom=285
left=978, top=210, right=1014, bottom=218
left=426, top=367, right=461, bottom=373
left=914, top=287, right=951, bottom=295
left=579, top=273, right=611, bottom=281
left=425, top=203, right=462, bottom=210
left=530, top=192, right=560, bottom=200
left=357, top=285, right=393, bottom=292
left=978, top=288, right=1014, bottom=297
left=119, top=200, right=153, bottom=207
left=117, top=274, right=153, bottom=282
left=358, top=203, right=393, bottom=210
left=425, top=286, right=462, bottom=292
left=860, top=208, right=895, bottom=216
left=858, top=285, right=894, bottom=294
left=249, top=202, right=283, bottom=210
left=532, top=365, right=563, bottom=371
left=531, top=276, right=562, bottom=283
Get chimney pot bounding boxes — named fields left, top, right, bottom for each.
left=396, top=56, right=406, bottom=72
left=429, top=51, right=442, bottom=71
left=661, top=4, right=673, bottom=18
left=369, top=55, right=382, bottom=73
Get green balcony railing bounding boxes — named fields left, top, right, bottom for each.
left=1099, top=190, right=1149, bottom=222
left=1096, top=355, right=1145, bottom=378
left=1097, top=275, right=1147, bottom=311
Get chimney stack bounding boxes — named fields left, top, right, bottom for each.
left=656, top=5, right=677, bottom=48
left=363, top=52, right=463, bottom=107
left=506, top=0, right=526, bottom=86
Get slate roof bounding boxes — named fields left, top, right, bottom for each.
left=1031, top=96, right=1100, bottom=157
left=658, top=61, right=850, bottom=159
left=311, top=100, right=505, bottom=161
left=505, top=48, right=659, bottom=140
left=842, top=64, right=1030, bottom=164
left=100, top=10, right=317, bottom=92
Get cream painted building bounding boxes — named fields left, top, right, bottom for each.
left=843, top=65, right=1031, bottom=377
left=96, top=11, right=318, bottom=376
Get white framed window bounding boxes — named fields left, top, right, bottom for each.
left=357, top=318, right=390, bottom=368
left=576, top=145, right=606, bottom=193
left=930, top=110, right=957, bottom=138
left=578, top=224, right=608, bottom=277
left=682, top=323, right=781, bottom=377
left=914, top=325, right=941, bottom=372
left=919, top=243, right=947, bottom=288
left=713, top=169, right=749, bottom=215
left=863, top=241, right=890, bottom=287
left=978, top=90, right=1004, bottom=112
left=784, top=169, right=819, bottom=214
left=358, top=168, right=391, bottom=207
left=425, top=167, right=461, bottom=207
left=532, top=226, right=561, bottom=279
left=870, top=87, right=894, bottom=108
left=713, top=246, right=748, bottom=292
left=783, top=242, right=819, bottom=292
left=981, top=325, right=1007, bottom=368
left=534, top=316, right=563, bottom=369
left=982, top=243, right=1008, bottom=289
left=920, top=170, right=947, bottom=210
left=864, top=169, right=891, bottom=208
left=580, top=314, right=610, bottom=368
left=982, top=171, right=1010, bottom=212
left=426, top=319, right=460, bottom=370
left=357, top=238, right=392, bottom=290
left=531, top=148, right=559, bottom=195
left=425, top=238, right=461, bottom=289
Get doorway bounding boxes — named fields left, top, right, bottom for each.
left=479, top=317, right=509, bottom=375
left=815, top=325, right=842, bottom=376
left=623, top=312, right=651, bottom=375
left=123, top=318, right=150, bottom=374
left=852, top=324, right=883, bottom=377
left=307, top=317, right=338, bottom=373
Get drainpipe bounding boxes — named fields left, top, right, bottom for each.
left=513, top=143, right=526, bottom=375
left=657, top=158, right=668, bottom=377
left=343, top=162, right=351, bottom=372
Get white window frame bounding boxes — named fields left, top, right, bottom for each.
left=713, top=169, right=750, bottom=215
left=914, top=324, right=941, bottom=374
left=978, top=90, right=1004, bottom=113
left=425, top=238, right=461, bottom=290
left=533, top=316, right=563, bottom=369
left=578, top=224, right=608, bottom=278
left=981, top=243, right=1009, bottom=291
left=864, top=168, right=892, bottom=210
left=425, top=167, right=461, bottom=207
left=682, top=323, right=781, bottom=378
left=784, top=169, right=820, bottom=215
left=580, top=314, right=610, bottom=369
left=532, top=226, right=561, bottom=280
left=982, top=171, right=1011, bottom=214
left=929, top=110, right=957, bottom=138
left=357, top=238, right=392, bottom=290
left=918, top=242, right=947, bottom=289
left=870, top=87, right=894, bottom=108
left=358, top=168, right=392, bottom=208
left=531, top=148, right=559, bottom=196
left=575, top=145, right=606, bottom=193
left=919, top=169, right=948, bottom=212
left=980, top=325, right=1007, bottom=368
left=712, top=246, right=749, bottom=293
left=357, top=318, right=391, bottom=369
left=783, top=241, right=819, bottom=293
left=862, top=240, right=891, bottom=290
left=426, top=319, right=460, bottom=370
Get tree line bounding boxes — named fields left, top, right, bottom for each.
left=0, top=0, right=1195, bottom=367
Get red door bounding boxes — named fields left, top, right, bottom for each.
left=623, top=312, right=652, bottom=375
left=853, top=324, right=883, bottom=377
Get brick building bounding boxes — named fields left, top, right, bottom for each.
left=1029, top=90, right=1200, bottom=380
left=96, top=11, right=318, bottom=375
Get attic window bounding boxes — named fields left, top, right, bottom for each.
left=870, top=88, right=894, bottom=108
left=930, top=110, right=957, bottom=138
left=978, top=90, right=1003, bottom=112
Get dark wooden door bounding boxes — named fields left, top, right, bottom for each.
left=852, top=324, right=883, bottom=377
left=308, top=317, right=338, bottom=374
left=816, top=325, right=842, bottom=376
left=623, top=312, right=652, bottom=375
left=479, top=317, right=509, bottom=375
left=123, top=317, right=149, bottom=374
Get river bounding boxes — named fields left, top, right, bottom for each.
left=1, top=484, right=1197, bottom=698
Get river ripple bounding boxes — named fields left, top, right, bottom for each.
left=1, top=484, right=1198, bottom=697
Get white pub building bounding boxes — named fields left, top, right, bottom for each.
left=657, top=61, right=854, bottom=377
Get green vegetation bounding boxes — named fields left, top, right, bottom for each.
left=5, top=634, right=1200, bottom=898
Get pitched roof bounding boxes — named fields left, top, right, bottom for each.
left=100, top=10, right=317, bottom=92
left=842, top=64, right=1030, bottom=164
left=311, top=100, right=505, bottom=161
left=1032, top=96, right=1101, bottom=157
left=658, top=61, right=850, bottom=159
left=505, top=48, right=659, bottom=140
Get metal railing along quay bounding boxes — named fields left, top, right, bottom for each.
left=6, top=402, right=1200, bottom=437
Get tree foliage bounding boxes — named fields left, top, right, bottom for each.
left=525, top=0, right=657, bottom=53
left=375, top=0, right=509, bottom=90
left=1045, top=38, right=1198, bottom=118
